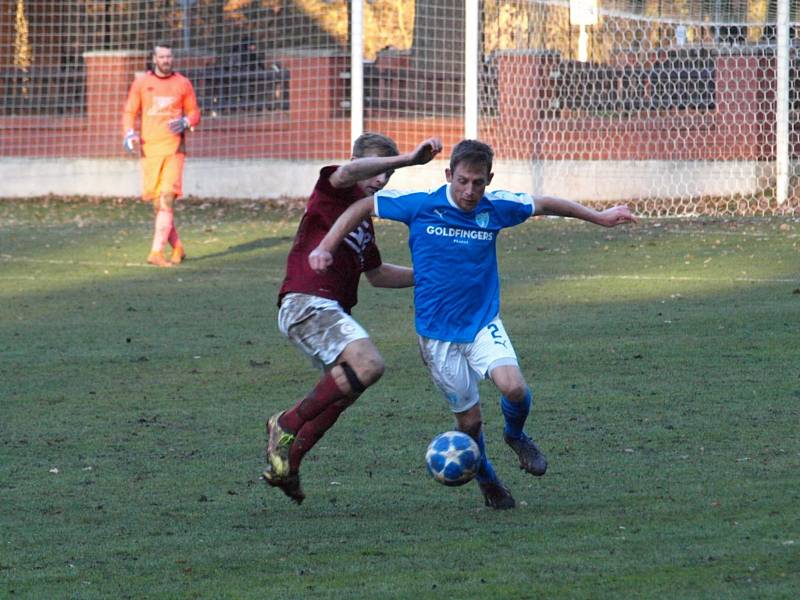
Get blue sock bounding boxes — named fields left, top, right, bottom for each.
left=501, top=388, right=532, bottom=440
left=473, top=430, right=499, bottom=485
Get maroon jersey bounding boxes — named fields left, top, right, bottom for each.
left=278, top=166, right=382, bottom=313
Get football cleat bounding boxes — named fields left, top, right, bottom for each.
left=146, top=251, right=172, bottom=268
left=170, top=244, right=186, bottom=264
left=262, top=467, right=305, bottom=505
left=266, top=412, right=295, bottom=479
left=504, top=432, right=548, bottom=476
left=479, top=479, right=516, bottom=510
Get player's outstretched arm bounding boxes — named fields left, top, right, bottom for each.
left=329, top=137, right=442, bottom=189
left=534, top=196, right=638, bottom=227
left=365, top=263, right=414, bottom=288
left=308, top=196, right=376, bottom=273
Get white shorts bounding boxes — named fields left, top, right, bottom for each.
left=278, top=293, right=369, bottom=370
left=418, top=316, right=519, bottom=413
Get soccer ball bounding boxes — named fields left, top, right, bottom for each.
left=425, top=431, right=481, bottom=486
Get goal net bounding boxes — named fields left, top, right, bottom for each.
left=1, top=0, right=798, bottom=215
left=481, top=0, right=799, bottom=215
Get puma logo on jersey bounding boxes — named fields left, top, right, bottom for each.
left=147, top=96, right=177, bottom=116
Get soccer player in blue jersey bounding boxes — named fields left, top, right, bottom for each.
left=309, top=139, right=637, bottom=509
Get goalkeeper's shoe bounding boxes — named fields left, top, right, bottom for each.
left=170, top=244, right=186, bottom=264
left=265, top=412, right=295, bottom=480
left=479, top=479, right=516, bottom=510
left=262, top=467, right=305, bottom=505
left=146, top=251, right=173, bottom=268
left=504, top=432, right=548, bottom=476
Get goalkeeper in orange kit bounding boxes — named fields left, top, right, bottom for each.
left=122, top=43, right=201, bottom=267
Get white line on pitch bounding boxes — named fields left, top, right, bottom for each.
left=549, top=274, right=798, bottom=284
left=648, top=228, right=799, bottom=239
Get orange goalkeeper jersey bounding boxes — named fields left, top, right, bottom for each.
left=122, top=71, right=201, bottom=158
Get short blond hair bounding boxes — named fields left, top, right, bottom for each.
left=352, top=132, right=399, bottom=158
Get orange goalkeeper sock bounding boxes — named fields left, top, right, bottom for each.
left=168, top=225, right=185, bottom=263
left=168, top=224, right=180, bottom=248
left=288, top=397, right=355, bottom=472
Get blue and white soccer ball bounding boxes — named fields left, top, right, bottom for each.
left=425, top=430, right=481, bottom=486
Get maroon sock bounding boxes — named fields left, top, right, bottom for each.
left=289, top=397, right=354, bottom=471
left=279, top=370, right=345, bottom=433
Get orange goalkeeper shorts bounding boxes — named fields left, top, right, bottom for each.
left=140, top=153, right=185, bottom=201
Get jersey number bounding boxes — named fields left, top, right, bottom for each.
left=487, top=323, right=507, bottom=347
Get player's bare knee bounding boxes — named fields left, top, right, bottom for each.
left=357, top=354, right=385, bottom=387
left=336, top=358, right=381, bottom=397
left=340, top=340, right=384, bottom=388
left=492, top=366, right=528, bottom=402
left=502, top=383, right=528, bottom=403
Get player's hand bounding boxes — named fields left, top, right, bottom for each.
left=308, top=247, right=334, bottom=273
left=410, top=138, right=443, bottom=165
left=168, top=117, right=191, bottom=134
left=123, top=130, right=139, bottom=154
left=597, top=205, right=638, bottom=227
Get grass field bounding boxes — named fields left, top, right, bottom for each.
left=1, top=197, right=799, bottom=598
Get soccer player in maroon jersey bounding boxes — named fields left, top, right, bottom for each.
left=263, top=133, right=442, bottom=504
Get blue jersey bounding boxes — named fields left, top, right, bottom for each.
left=375, top=183, right=534, bottom=343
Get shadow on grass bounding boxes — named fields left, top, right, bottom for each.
left=190, top=237, right=292, bottom=262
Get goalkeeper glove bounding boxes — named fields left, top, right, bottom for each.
left=123, top=129, right=139, bottom=154
left=168, top=116, right=191, bottom=134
